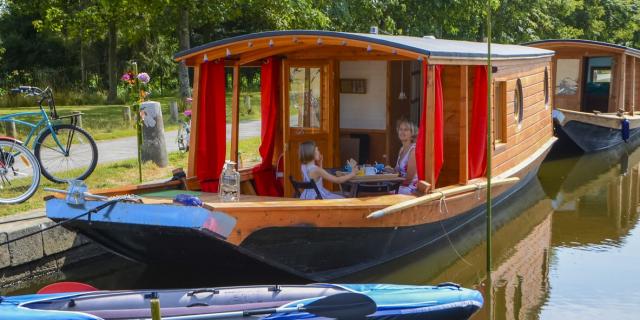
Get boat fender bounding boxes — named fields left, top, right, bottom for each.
left=174, top=194, right=203, bottom=206
left=436, top=282, right=461, bottom=290
left=621, top=119, right=630, bottom=142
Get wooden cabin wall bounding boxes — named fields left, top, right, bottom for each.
left=438, top=65, right=463, bottom=187
left=636, top=59, right=640, bottom=113
left=492, top=60, right=554, bottom=176
left=625, top=55, right=637, bottom=114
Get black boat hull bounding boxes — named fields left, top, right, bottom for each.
left=49, top=169, right=538, bottom=282
left=556, top=120, right=640, bottom=153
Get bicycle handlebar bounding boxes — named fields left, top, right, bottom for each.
left=10, top=86, right=57, bottom=118
left=11, top=86, right=45, bottom=95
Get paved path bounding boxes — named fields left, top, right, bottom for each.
left=95, top=120, right=261, bottom=165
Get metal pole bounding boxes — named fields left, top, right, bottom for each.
left=133, top=61, right=143, bottom=183
left=486, top=2, right=494, bottom=320
left=149, top=292, right=162, bottom=320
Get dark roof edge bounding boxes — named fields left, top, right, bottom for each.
left=175, top=30, right=552, bottom=61
left=173, top=30, right=432, bottom=60
left=523, top=39, right=640, bottom=56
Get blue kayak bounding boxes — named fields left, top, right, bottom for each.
left=0, top=283, right=482, bottom=319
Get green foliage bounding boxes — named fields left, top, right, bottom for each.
left=1, top=0, right=640, bottom=106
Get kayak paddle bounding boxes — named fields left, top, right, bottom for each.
left=161, top=292, right=377, bottom=320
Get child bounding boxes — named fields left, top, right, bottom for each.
left=298, top=140, right=357, bottom=200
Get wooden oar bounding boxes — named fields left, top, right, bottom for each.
left=367, top=177, right=520, bottom=219
left=160, top=292, right=377, bottom=320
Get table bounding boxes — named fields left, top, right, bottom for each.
left=336, top=172, right=407, bottom=198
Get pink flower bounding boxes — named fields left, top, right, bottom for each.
left=185, top=97, right=193, bottom=104
left=121, top=73, right=131, bottom=81
left=137, top=72, right=150, bottom=84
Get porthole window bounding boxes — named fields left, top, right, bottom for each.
left=544, top=67, right=549, bottom=109
left=514, top=79, right=524, bottom=125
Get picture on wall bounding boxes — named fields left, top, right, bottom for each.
left=340, top=79, right=367, bottom=94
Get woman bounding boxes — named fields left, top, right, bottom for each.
left=391, top=118, right=419, bottom=194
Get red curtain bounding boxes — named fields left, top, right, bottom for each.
left=468, top=66, right=488, bottom=179
left=433, top=65, right=444, bottom=183
left=196, top=61, right=227, bottom=192
left=252, top=57, right=283, bottom=196
left=416, top=63, right=444, bottom=184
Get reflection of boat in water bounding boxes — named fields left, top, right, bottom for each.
left=539, top=143, right=640, bottom=248
left=342, top=178, right=554, bottom=320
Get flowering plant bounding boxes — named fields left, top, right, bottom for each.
left=121, top=63, right=151, bottom=182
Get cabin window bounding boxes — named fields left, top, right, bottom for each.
left=494, top=81, right=507, bottom=144
left=544, top=67, right=550, bottom=109
left=238, top=67, right=262, bottom=168
left=591, top=67, right=611, bottom=83
left=556, top=59, right=579, bottom=95
left=289, top=67, right=322, bottom=128
left=514, top=79, right=524, bottom=125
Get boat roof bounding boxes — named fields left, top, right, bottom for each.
left=174, top=30, right=553, bottom=62
left=525, top=39, right=640, bottom=58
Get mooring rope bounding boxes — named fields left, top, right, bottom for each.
left=0, top=199, right=120, bottom=247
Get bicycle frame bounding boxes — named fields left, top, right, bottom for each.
left=0, top=106, right=68, bottom=155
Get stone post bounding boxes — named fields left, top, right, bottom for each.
left=3, top=121, right=17, bottom=137
left=169, top=101, right=179, bottom=122
left=244, top=94, right=252, bottom=114
left=140, top=101, right=168, bottom=167
left=122, top=106, right=132, bottom=125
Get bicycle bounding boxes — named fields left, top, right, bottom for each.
left=1, top=86, right=98, bottom=183
left=0, top=138, right=40, bottom=204
left=176, top=109, right=191, bottom=152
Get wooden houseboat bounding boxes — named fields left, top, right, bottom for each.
left=46, top=30, right=556, bottom=281
left=527, top=39, right=640, bottom=153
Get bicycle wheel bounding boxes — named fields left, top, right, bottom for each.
left=0, top=139, right=40, bottom=204
left=34, top=124, right=98, bottom=183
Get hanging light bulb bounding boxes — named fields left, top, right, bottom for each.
left=398, top=61, right=407, bottom=100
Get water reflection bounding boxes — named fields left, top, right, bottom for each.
left=343, top=178, right=554, bottom=320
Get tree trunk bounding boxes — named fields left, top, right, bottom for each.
left=107, top=20, right=118, bottom=103
left=80, top=37, right=86, bottom=88
left=177, top=4, right=191, bottom=99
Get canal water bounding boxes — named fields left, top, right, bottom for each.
left=5, top=144, right=640, bottom=319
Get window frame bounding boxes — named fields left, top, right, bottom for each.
left=514, top=78, right=524, bottom=126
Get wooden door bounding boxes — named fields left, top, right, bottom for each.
left=283, top=60, right=333, bottom=197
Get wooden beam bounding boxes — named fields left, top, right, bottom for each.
left=629, top=56, right=636, bottom=115
left=425, top=64, right=436, bottom=185
left=238, top=44, right=315, bottom=65
left=187, top=66, right=200, bottom=177
left=636, top=58, right=640, bottom=115
left=619, top=53, right=626, bottom=112
left=459, top=65, right=469, bottom=185
left=282, top=60, right=291, bottom=197
left=231, top=64, right=240, bottom=165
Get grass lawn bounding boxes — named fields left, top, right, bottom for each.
left=1, top=151, right=189, bottom=217
left=0, top=92, right=261, bottom=142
